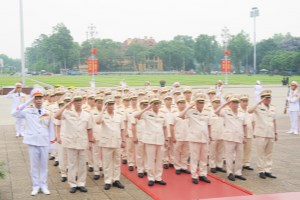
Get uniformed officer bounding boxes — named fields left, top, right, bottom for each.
left=96, top=95, right=126, bottom=190
left=135, top=96, right=168, bottom=186
left=216, top=80, right=223, bottom=98
left=215, top=95, right=247, bottom=182
left=239, top=94, right=255, bottom=170
left=131, top=97, right=149, bottom=178
left=169, top=96, right=190, bottom=175
left=13, top=87, right=53, bottom=196
left=209, top=96, right=226, bottom=173
left=6, top=82, right=26, bottom=137
left=179, top=94, right=212, bottom=184
left=248, top=90, right=278, bottom=179
left=55, top=93, right=95, bottom=193
left=286, top=81, right=300, bottom=135
left=183, top=87, right=193, bottom=104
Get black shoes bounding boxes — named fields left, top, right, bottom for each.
left=210, top=168, right=217, bottom=173
left=138, top=173, right=144, bottom=178
left=128, top=166, right=134, bottom=171
left=169, top=164, right=174, bottom=168
left=61, top=177, right=67, bottom=182
left=148, top=180, right=155, bottom=186
left=192, top=178, right=199, bottom=184
left=88, top=167, right=93, bottom=172
left=176, top=169, right=181, bottom=175
left=69, top=187, right=77, bottom=193
left=243, top=166, right=254, bottom=171
left=112, top=181, right=125, bottom=189
left=93, top=175, right=100, bottom=180
left=49, top=156, right=55, bottom=160
left=181, top=169, right=191, bottom=174
left=53, top=161, right=59, bottom=166
left=163, top=164, right=169, bottom=169
left=265, top=172, right=277, bottom=179
left=77, top=186, right=88, bottom=192
left=155, top=180, right=167, bottom=185
left=259, top=172, right=266, bottom=179
left=199, top=176, right=211, bottom=183
left=104, top=184, right=111, bottom=190
left=228, top=173, right=235, bottom=181
left=122, top=159, right=128, bottom=164
left=235, top=175, right=247, bottom=181
left=216, top=167, right=226, bottom=173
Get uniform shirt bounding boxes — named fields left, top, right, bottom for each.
left=219, top=108, right=246, bottom=143
left=170, top=110, right=189, bottom=141
left=287, top=90, right=300, bottom=111
left=239, top=107, right=254, bottom=138
left=6, top=92, right=26, bottom=113
left=13, top=105, right=54, bottom=147
left=98, top=111, right=125, bottom=148
left=62, top=110, right=93, bottom=150
left=160, top=105, right=177, bottom=137
left=185, top=108, right=211, bottom=143
left=90, top=108, right=102, bottom=141
left=252, top=104, right=276, bottom=138
left=210, top=110, right=224, bottom=140
left=131, top=110, right=146, bottom=141
left=125, top=107, right=138, bottom=137
left=141, top=110, right=167, bottom=145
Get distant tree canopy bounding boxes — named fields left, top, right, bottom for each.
left=1, top=24, right=299, bottom=74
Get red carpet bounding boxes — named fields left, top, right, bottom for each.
left=121, top=165, right=252, bottom=200
left=209, top=192, right=300, bottom=200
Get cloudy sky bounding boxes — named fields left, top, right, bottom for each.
left=1, top=0, right=299, bottom=58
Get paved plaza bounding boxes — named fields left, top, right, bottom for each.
left=0, top=85, right=300, bottom=200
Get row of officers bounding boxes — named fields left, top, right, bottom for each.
left=11, top=84, right=279, bottom=196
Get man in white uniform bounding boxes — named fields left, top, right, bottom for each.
left=286, top=81, right=300, bottom=135
left=13, top=87, right=53, bottom=196
left=7, top=82, right=26, bottom=137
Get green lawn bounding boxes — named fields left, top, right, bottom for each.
left=0, top=74, right=299, bottom=87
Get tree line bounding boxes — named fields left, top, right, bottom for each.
left=2, top=23, right=300, bottom=74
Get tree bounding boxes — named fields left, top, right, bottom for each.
left=228, top=31, right=252, bottom=73
left=194, top=34, right=219, bottom=73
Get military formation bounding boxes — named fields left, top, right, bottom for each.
left=7, top=80, right=299, bottom=196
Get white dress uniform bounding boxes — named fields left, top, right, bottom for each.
left=254, top=83, right=262, bottom=102
left=13, top=98, right=54, bottom=192
left=98, top=111, right=125, bottom=184
left=6, top=90, right=26, bottom=136
left=125, top=107, right=138, bottom=168
left=287, top=88, right=300, bottom=134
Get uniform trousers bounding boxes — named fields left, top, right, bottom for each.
left=289, top=111, right=299, bottom=133
left=67, top=148, right=87, bottom=187
left=15, top=117, right=25, bottom=136
left=209, top=140, right=224, bottom=168
left=163, top=138, right=175, bottom=165
left=126, top=137, right=135, bottom=167
left=255, top=137, right=274, bottom=173
left=145, top=144, right=163, bottom=181
left=91, top=142, right=102, bottom=175
left=87, top=147, right=93, bottom=168
left=174, top=141, right=189, bottom=170
left=28, top=145, right=49, bottom=190
left=102, top=147, right=121, bottom=184
left=189, top=142, right=208, bottom=178
left=243, top=138, right=253, bottom=167
left=57, top=143, right=67, bottom=177
left=224, top=141, right=243, bottom=176
left=135, top=141, right=147, bottom=173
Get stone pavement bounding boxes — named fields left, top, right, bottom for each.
left=1, top=85, right=300, bottom=199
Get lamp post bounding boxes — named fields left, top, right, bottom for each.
left=250, top=7, right=259, bottom=74
left=19, top=0, right=26, bottom=85
left=221, top=26, right=230, bottom=85
left=87, top=24, right=97, bottom=89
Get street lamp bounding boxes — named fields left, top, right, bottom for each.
left=250, top=7, right=259, bottom=74
left=87, top=24, right=97, bottom=89
left=221, top=26, right=230, bottom=85
left=19, top=0, right=26, bottom=85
